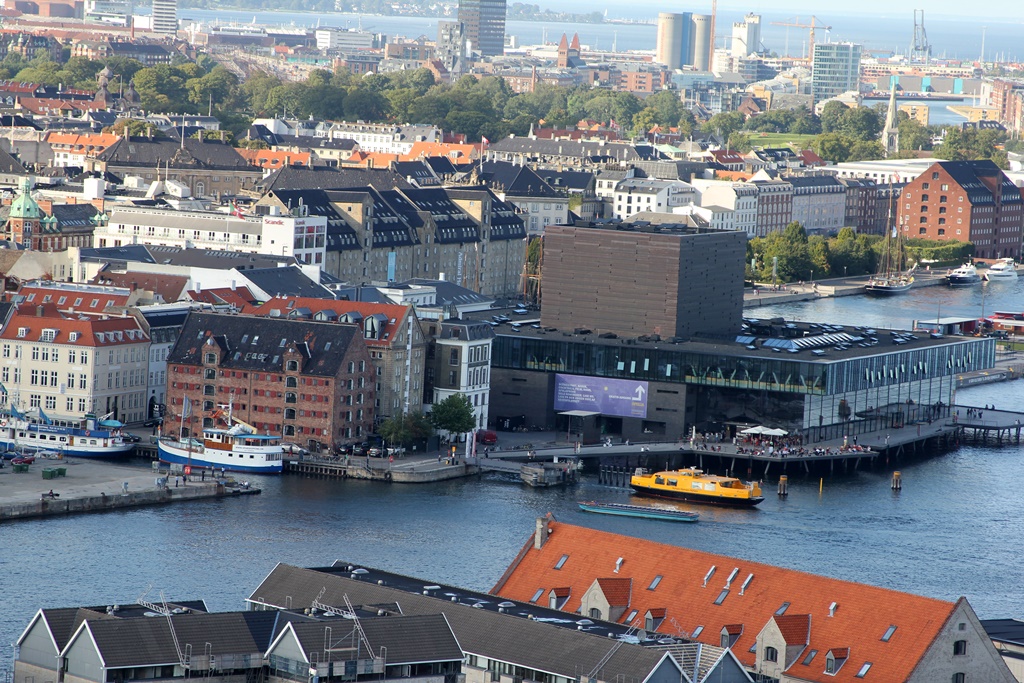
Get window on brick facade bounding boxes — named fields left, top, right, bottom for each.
left=205, top=353, right=216, bottom=364
left=204, top=368, right=216, bottom=379
left=938, top=218, right=946, bottom=225
left=286, top=360, right=298, bottom=371
left=203, top=385, right=214, bottom=396
left=285, top=408, right=296, bottom=420
left=285, top=376, right=297, bottom=388
left=285, top=392, right=297, bottom=403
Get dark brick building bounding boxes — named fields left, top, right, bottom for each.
left=837, top=177, right=879, bottom=234
left=166, top=312, right=375, bottom=452
left=749, top=178, right=793, bottom=237
left=541, top=222, right=746, bottom=339
left=897, top=160, right=1023, bottom=260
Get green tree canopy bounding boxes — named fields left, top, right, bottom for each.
left=429, top=394, right=476, bottom=436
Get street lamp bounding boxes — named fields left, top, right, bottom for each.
left=844, top=266, right=848, bottom=278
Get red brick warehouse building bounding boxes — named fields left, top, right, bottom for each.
left=897, top=160, right=1023, bottom=260
left=165, top=312, right=375, bottom=452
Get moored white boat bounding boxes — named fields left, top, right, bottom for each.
left=158, top=405, right=283, bottom=473
left=984, top=258, right=1019, bottom=281
left=0, top=409, right=132, bottom=458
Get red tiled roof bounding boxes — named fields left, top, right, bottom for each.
left=248, top=297, right=410, bottom=348
left=0, top=305, right=148, bottom=346
left=551, top=587, right=570, bottom=597
left=17, top=284, right=130, bottom=312
left=647, top=607, right=666, bottom=618
left=723, top=623, right=743, bottom=635
left=595, top=577, right=631, bottom=606
left=185, top=287, right=258, bottom=311
left=829, top=647, right=849, bottom=659
left=492, top=519, right=957, bottom=683
left=92, top=272, right=188, bottom=304
left=774, top=614, right=810, bottom=645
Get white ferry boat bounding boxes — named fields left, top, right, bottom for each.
left=0, top=409, right=133, bottom=458
left=158, top=409, right=284, bottom=474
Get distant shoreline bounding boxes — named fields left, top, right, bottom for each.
left=179, top=5, right=610, bottom=24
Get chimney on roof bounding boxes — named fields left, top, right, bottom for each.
left=614, top=557, right=623, bottom=573
left=131, top=281, right=137, bottom=291
left=534, top=515, right=550, bottom=550
left=36, top=304, right=43, bottom=317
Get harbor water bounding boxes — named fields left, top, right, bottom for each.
left=180, top=8, right=1024, bottom=63
left=1, top=283, right=1023, bottom=670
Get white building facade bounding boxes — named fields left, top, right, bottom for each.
left=613, top=179, right=696, bottom=219
left=97, top=206, right=327, bottom=265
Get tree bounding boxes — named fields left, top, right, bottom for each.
left=429, top=394, right=476, bottom=437
left=840, top=107, right=882, bottom=142
left=379, top=411, right=434, bottom=447
left=811, top=132, right=851, bottom=163
left=103, top=119, right=165, bottom=138
left=819, top=101, right=849, bottom=133
left=846, top=140, right=886, bottom=162
left=701, top=111, right=745, bottom=140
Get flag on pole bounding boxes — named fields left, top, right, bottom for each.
left=182, top=397, right=192, bottom=419
left=230, top=201, right=244, bottom=219
left=481, top=136, right=490, bottom=146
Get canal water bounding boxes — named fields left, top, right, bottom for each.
left=1, top=284, right=1022, bottom=670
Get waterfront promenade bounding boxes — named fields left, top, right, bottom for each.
left=743, top=270, right=948, bottom=308
left=0, top=459, right=258, bottom=521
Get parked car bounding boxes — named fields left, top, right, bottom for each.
left=476, top=429, right=498, bottom=445
left=122, top=434, right=142, bottom=443
left=12, top=455, right=35, bottom=465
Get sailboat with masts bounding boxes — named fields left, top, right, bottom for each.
left=866, top=186, right=915, bottom=296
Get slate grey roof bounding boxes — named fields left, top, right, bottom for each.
left=78, top=245, right=157, bottom=265
left=440, top=319, right=494, bottom=341
left=263, top=189, right=360, bottom=252
left=97, top=138, right=253, bottom=171
left=287, top=614, right=462, bottom=665
left=478, top=161, right=559, bottom=198
left=257, top=166, right=411, bottom=193
left=395, top=279, right=493, bottom=307
left=248, top=564, right=676, bottom=683
left=51, top=203, right=99, bottom=229
left=0, top=146, right=26, bottom=174
left=146, top=246, right=294, bottom=270
left=168, top=311, right=360, bottom=377
left=81, top=610, right=298, bottom=668
left=242, top=265, right=335, bottom=298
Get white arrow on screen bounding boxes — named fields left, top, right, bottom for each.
left=633, top=385, right=646, bottom=401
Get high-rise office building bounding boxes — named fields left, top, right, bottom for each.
left=151, top=0, right=177, bottom=34
left=731, top=13, right=761, bottom=58
left=457, top=0, right=506, bottom=57
left=811, top=42, right=862, bottom=104
left=690, top=14, right=712, bottom=71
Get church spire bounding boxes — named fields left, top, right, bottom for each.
left=882, top=79, right=900, bottom=157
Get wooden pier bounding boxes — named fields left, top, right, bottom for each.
left=952, top=408, right=1024, bottom=445
left=284, top=456, right=476, bottom=483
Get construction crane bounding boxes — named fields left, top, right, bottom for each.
left=770, top=16, right=831, bottom=59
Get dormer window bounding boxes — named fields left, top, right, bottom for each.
left=41, top=329, right=57, bottom=342
left=17, top=327, right=27, bottom=338
left=286, top=360, right=298, bottom=371
left=764, top=646, right=778, bottom=663
left=205, top=353, right=217, bottom=364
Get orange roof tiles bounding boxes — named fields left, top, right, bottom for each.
left=44, top=132, right=119, bottom=153
left=186, top=286, right=259, bottom=311
left=595, top=578, right=631, bottom=606
left=0, top=305, right=148, bottom=346
left=492, top=518, right=958, bottom=683
left=405, top=141, right=477, bottom=161
left=774, top=614, right=810, bottom=645
left=18, top=284, right=130, bottom=312
left=238, top=148, right=311, bottom=169
left=91, top=272, right=188, bottom=304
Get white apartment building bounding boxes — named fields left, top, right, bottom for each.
left=692, top=179, right=759, bottom=235
left=97, top=205, right=327, bottom=265
left=0, top=305, right=150, bottom=423
left=322, top=122, right=441, bottom=154
left=613, top=178, right=696, bottom=219
left=673, top=203, right=738, bottom=231
left=431, top=319, right=493, bottom=433
left=314, top=28, right=376, bottom=51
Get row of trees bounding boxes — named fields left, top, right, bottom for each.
left=745, top=224, right=974, bottom=283
left=378, top=394, right=477, bottom=448
left=3, top=50, right=1014, bottom=164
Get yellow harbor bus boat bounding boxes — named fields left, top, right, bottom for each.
left=630, top=467, right=764, bottom=507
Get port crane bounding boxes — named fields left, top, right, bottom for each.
left=770, top=16, right=831, bottom=59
